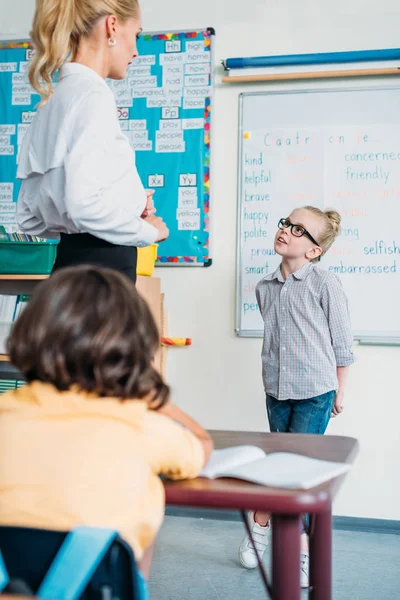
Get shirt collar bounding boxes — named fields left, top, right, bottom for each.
left=59, top=62, right=108, bottom=87
left=268, top=265, right=285, bottom=283
left=292, top=262, right=315, bottom=280
left=262, top=261, right=314, bottom=284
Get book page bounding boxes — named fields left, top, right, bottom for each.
left=0, top=321, right=12, bottom=354
left=221, top=453, right=351, bottom=490
left=200, top=445, right=266, bottom=479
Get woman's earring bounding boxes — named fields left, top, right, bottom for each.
left=108, top=38, right=117, bottom=47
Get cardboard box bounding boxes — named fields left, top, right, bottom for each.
left=136, top=276, right=166, bottom=377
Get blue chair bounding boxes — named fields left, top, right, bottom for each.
left=0, top=526, right=148, bottom=599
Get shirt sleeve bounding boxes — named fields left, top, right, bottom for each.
left=141, top=410, right=205, bottom=480
left=16, top=123, right=57, bottom=237
left=256, top=282, right=263, bottom=313
left=320, top=274, right=355, bottom=367
left=64, top=89, right=157, bottom=247
left=16, top=193, right=58, bottom=238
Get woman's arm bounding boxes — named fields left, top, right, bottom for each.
left=64, top=88, right=168, bottom=246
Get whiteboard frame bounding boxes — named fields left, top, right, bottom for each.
left=235, top=87, right=400, bottom=345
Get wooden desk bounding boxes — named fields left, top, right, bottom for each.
left=0, top=597, right=31, bottom=599
left=165, top=430, right=359, bottom=600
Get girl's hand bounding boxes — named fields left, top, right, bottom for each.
left=331, top=391, right=344, bottom=418
left=141, top=190, right=156, bottom=218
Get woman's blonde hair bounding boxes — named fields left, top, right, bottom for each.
left=303, top=206, right=341, bottom=263
left=29, top=0, right=140, bottom=103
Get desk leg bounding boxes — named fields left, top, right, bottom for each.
left=272, top=514, right=301, bottom=600
left=309, top=509, right=332, bottom=600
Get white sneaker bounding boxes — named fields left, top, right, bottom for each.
left=300, top=551, right=309, bottom=588
left=239, top=512, right=270, bottom=569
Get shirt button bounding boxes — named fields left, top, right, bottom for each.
left=282, top=366, right=286, bottom=371
left=282, top=347, right=286, bottom=351
left=282, top=327, right=286, bottom=331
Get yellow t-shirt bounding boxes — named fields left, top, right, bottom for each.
left=0, top=381, right=204, bottom=559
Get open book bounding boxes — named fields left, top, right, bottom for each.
left=200, top=446, right=350, bottom=490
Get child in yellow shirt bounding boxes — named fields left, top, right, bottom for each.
left=0, top=265, right=212, bottom=582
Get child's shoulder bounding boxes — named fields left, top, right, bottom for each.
left=0, top=384, right=33, bottom=411
left=256, top=265, right=282, bottom=288
left=310, top=265, right=343, bottom=290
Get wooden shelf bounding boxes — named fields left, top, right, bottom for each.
left=221, top=66, right=400, bottom=84
left=0, top=274, right=49, bottom=280
left=0, top=357, right=23, bottom=380
left=0, top=277, right=46, bottom=377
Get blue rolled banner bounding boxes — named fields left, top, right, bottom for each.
left=224, top=48, right=400, bottom=70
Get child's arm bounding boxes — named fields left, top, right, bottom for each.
left=158, top=402, right=213, bottom=465
left=321, top=275, right=355, bottom=417
left=141, top=404, right=212, bottom=481
left=255, top=283, right=264, bottom=314
left=321, top=276, right=354, bottom=363
left=332, top=366, right=350, bottom=417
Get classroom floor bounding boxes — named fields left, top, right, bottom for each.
left=148, top=515, right=400, bottom=600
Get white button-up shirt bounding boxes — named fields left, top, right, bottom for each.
left=17, top=63, right=157, bottom=247
left=256, top=262, right=355, bottom=400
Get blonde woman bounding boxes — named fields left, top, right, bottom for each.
left=17, top=0, right=168, bottom=282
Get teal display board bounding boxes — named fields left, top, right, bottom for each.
left=0, top=28, right=214, bottom=265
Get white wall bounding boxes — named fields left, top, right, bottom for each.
left=3, top=0, right=400, bottom=520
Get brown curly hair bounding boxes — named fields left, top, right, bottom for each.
left=8, top=265, right=169, bottom=408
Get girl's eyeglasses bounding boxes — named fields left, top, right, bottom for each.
left=278, top=218, right=320, bottom=247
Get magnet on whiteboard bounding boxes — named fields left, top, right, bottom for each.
left=243, top=131, right=251, bottom=140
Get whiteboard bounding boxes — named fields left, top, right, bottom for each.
left=236, top=87, right=400, bottom=343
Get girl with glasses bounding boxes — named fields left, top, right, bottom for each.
left=239, top=206, right=355, bottom=589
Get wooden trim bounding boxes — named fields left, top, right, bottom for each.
left=0, top=355, right=9, bottom=361
left=221, top=67, right=400, bottom=83
left=0, top=274, right=49, bottom=280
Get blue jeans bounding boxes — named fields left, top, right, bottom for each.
left=266, top=390, right=335, bottom=533
left=266, top=390, right=335, bottom=434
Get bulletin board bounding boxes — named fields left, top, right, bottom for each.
left=0, top=28, right=214, bottom=265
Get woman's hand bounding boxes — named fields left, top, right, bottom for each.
left=141, top=190, right=156, bottom=218
left=142, top=190, right=169, bottom=241
left=145, top=215, right=169, bottom=242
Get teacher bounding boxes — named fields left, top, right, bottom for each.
left=16, top=0, right=168, bottom=283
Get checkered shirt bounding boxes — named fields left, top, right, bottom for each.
left=256, top=262, right=355, bottom=400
